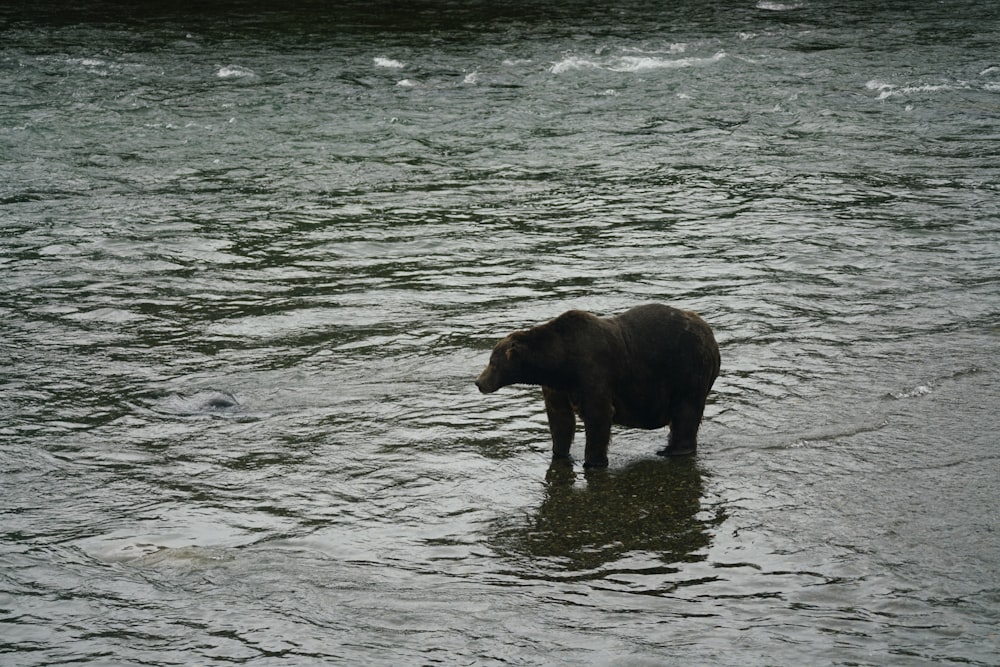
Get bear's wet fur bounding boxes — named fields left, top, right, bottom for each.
left=476, top=304, right=720, bottom=468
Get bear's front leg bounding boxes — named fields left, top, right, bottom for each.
left=543, top=387, right=575, bottom=459
left=579, top=398, right=613, bottom=469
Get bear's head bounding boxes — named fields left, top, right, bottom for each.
left=476, top=330, right=558, bottom=394
left=476, top=317, right=577, bottom=394
left=476, top=335, right=522, bottom=394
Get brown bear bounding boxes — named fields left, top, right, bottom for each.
left=475, top=304, right=720, bottom=468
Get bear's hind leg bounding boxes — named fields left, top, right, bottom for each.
left=543, top=387, right=575, bottom=460
left=657, top=400, right=704, bottom=457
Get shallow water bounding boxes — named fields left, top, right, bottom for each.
left=2, top=1, right=999, bottom=665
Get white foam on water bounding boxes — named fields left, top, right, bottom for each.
left=374, top=56, right=405, bottom=69
left=65, top=57, right=122, bottom=76
left=866, top=80, right=893, bottom=97
left=550, top=51, right=725, bottom=74
left=621, top=42, right=687, bottom=54
left=756, top=1, right=805, bottom=10
left=550, top=56, right=600, bottom=74
left=891, top=384, right=933, bottom=399
left=216, top=65, right=255, bottom=79
left=610, top=52, right=726, bottom=72
left=396, top=79, right=417, bottom=88
left=866, top=79, right=965, bottom=99
left=613, top=56, right=672, bottom=72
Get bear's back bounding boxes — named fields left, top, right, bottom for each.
left=612, top=303, right=720, bottom=383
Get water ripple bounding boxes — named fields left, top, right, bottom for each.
left=2, top=2, right=999, bottom=665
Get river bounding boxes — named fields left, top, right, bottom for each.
left=2, top=1, right=999, bottom=665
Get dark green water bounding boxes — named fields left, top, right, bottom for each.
left=2, top=1, right=999, bottom=664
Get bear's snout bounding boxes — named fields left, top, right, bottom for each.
left=475, top=367, right=498, bottom=394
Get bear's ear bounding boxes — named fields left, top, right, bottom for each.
left=505, top=341, right=519, bottom=361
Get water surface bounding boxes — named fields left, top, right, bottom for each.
left=2, top=1, right=999, bottom=664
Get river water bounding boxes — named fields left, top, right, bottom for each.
left=2, top=1, right=999, bottom=665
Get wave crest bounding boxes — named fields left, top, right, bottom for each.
left=374, top=56, right=405, bottom=69
left=216, top=65, right=255, bottom=79
left=551, top=51, right=725, bottom=74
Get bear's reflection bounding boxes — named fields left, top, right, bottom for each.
left=492, top=457, right=718, bottom=576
